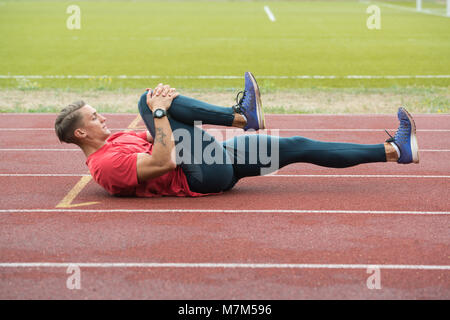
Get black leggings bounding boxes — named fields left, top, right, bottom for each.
left=138, top=93, right=387, bottom=194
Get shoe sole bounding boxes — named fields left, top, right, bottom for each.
left=400, top=107, right=419, bottom=164
left=247, top=72, right=266, bottom=130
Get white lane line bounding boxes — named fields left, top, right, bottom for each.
left=0, top=113, right=138, bottom=116
left=422, top=149, right=450, bottom=152
left=0, top=174, right=90, bottom=177
left=0, top=149, right=80, bottom=151
left=266, top=114, right=450, bottom=117
left=208, top=128, right=450, bottom=133
left=264, top=5, right=276, bottom=22
left=270, top=174, right=450, bottom=179
left=1, top=74, right=449, bottom=80
left=1, top=128, right=450, bottom=132
left=232, top=129, right=450, bottom=132
left=1, top=113, right=448, bottom=117
left=0, top=128, right=55, bottom=131
left=0, top=209, right=449, bottom=215
left=1, top=174, right=449, bottom=179
left=1, top=148, right=449, bottom=152
left=0, top=262, right=448, bottom=270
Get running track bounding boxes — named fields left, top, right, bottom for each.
left=0, top=113, right=449, bottom=299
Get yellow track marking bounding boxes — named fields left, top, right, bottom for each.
left=55, top=176, right=99, bottom=208
left=55, top=114, right=143, bottom=208
left=127, top=114, right=142, bottom=129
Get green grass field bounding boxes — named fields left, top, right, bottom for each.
left=0, top=0, right=449, bottom=91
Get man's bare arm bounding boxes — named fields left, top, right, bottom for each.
left=145, top=131, right=154, bottom=143
left=136, top=118, right=175, bottom=182
left=136, top=84, right=179, bottom=183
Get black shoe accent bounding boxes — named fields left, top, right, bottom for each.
left=232, top=91, right=246, bottom=114
left=384, top=129, right=395, bottom=143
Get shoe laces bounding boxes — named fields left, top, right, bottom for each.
left=232, top=90, right=247, bottom=114
left=385, top=118, right=410, bottom=144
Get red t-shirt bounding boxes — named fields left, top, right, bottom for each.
left=86, top=131, right=208, bottom=197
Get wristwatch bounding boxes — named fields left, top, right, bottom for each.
left=154, top=108, right=167, bottom=119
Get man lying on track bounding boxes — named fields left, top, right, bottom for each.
left=54, top=72, right=420, bottom=197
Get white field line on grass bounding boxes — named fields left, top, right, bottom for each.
left=1, top=75, right=449, bottom=80
left=1, top=173, right=450, bottom=179
left=373, top=1, right=450, bottom=18
left=0, top=262, right=448, bottom=270
left=264, top=6, right=276, bottom=22
left=0, top=209, right=449, bottom=215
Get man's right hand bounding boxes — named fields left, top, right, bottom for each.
left=146, top=83, right=179, bottom=112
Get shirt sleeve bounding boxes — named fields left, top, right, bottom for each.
left=135, top=131, right=149, bottom=141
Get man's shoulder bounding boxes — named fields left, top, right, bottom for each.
left=107, top=130, right=139, bottom=142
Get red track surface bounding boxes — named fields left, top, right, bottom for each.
left=0, top=113, right=449, bottom=299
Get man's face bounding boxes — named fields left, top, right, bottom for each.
left=76, top=105, right=111, bottom=142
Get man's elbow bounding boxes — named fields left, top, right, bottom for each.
left=166, top=160, right=177, bottom=171
left=136, top=153, right=178, bottom=183
left=154, top=159, right=177, bottom=173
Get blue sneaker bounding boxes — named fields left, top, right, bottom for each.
left=385, top=107, right=419, bottom=164
left=232, top=72, right=266, bottom=131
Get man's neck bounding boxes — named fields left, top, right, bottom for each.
left=80, top=138, right=107, bottom=158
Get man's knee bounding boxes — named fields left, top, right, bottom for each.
left=186, top=163, right=234, bottom=194
left=138, top=91, right=156, bottom=137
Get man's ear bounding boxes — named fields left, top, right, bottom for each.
left=74, top=128, right=86, bottom=140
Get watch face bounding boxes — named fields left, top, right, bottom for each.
left=155, top=109, right=163, bottom=118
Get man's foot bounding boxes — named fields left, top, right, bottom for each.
left=232, top=72, right=266, bottom=131
left=385, top=107, right=419, bottom=164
